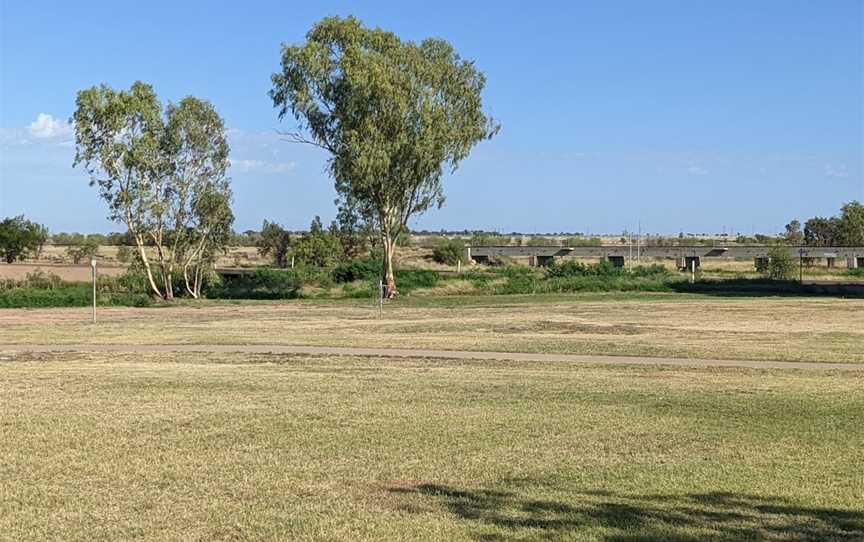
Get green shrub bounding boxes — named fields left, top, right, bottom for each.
left=0, top=284, right=150, bottom=308
left=432, top=238, right=466, bottom=265
left=631, top=264, right=672, bottom=278
left=394, top=268, right=439, bottom=291
left=207, top=268, right=302, bottom=299
left=546, top=260, right=625, bottom=278
left=764, top=246, right=796, bottom=280
left=22, top=270, right=64, bottom=289
left=456, top=270, right=495, bottom=288
left=332, top=258, right=380, bottom=283
left=341, top=282, right=379, bottom=299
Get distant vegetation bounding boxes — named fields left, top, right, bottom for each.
left=432, top=238, right=467, bottom=266
left=786, top=200, right=864, bottom=246
left=4, top=199, right=864, bottom=308
left=65, top=237, right=99, bottom=264
left=0, top=215, right=48, bottom=263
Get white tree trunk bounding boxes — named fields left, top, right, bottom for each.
left=381, top=232, right=398, bottom=298
left=133, top=236, right=165, bottom=299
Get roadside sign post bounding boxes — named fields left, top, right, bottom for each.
left=90, top=256, right=97, bottom=324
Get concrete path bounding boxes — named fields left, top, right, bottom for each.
left=0, top=344, right=860, bottom=371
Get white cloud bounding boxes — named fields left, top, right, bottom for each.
left=229, top=158, right=296, bottom=174
left=27, top=113, right=72, bottom=139
left=687, top=163, right=708, bottom=176
left=824, top=164, right=849, bottom=179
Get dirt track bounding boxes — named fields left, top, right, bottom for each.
left=1, top=343, right=860, bottom=371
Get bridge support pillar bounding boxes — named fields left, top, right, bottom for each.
left=682, top=256, right=700, bottom=271
left=849, top=257, right=860, bottom=269
left=827, top=257, right=836, bottom=269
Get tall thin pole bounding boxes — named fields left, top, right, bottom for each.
left=91, top=257, right=97, bottom=324
left=637, top=221, right=641, bottom=263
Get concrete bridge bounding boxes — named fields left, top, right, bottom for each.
left=466, top=245, right=864, bottom=270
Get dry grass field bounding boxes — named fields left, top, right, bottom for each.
left=1, top=351, right=861, bottom=541
left=0, top=294, right=862, bottom=363
left=4, top=244, right=859, bottom=283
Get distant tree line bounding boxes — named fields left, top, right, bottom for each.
left=783, top=201, right=864, bottom=246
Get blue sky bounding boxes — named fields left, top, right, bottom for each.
left=1, top=0, right=862, bottom=235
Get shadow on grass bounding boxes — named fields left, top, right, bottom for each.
left=390, top=482, right=863, bottom=541
left=669, top=278, right=864, bottom=298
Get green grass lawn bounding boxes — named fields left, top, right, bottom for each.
left=2, top=352, right=862, bottom=541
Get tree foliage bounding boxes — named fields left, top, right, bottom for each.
left=783, top=220, right=803, bottom=245
left=839, top=201, right=864, bottom=246
left=763, top=246, right=795, bottom=280
left=329, top=207, right=369, bottom=259
left=0, top=215, right=48, bottom=264
left=257, top=220, right=292, bottom=267
left=801, top=201, right=864, bottom=247
left=66, top=237, right=99, bottom=264
left=73, top=82, right=233, bottom=299
left=432, top=238, right=466, bottom=266
left=292, top=216, right=343, bottom=268
left=270, top=16, right=498, bottom=296
left=804, top=217, right=840, bottom=247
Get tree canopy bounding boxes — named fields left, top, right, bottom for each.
left=257, top=221, right=293, bottom=268
left=0, top=215, right=48, bottom=264
left=270, top=16, right=498, bottom=296
left=801, top=201, right=864, bottom=247
left=839, top=201, right=864, bottom=246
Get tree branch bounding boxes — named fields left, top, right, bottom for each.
left=276, top=129, right=336, bottom=153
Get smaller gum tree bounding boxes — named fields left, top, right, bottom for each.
left=73, top=82, right=233, bottom=299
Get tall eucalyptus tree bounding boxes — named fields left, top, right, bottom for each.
left=271, top=16, right=498, bottom=297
